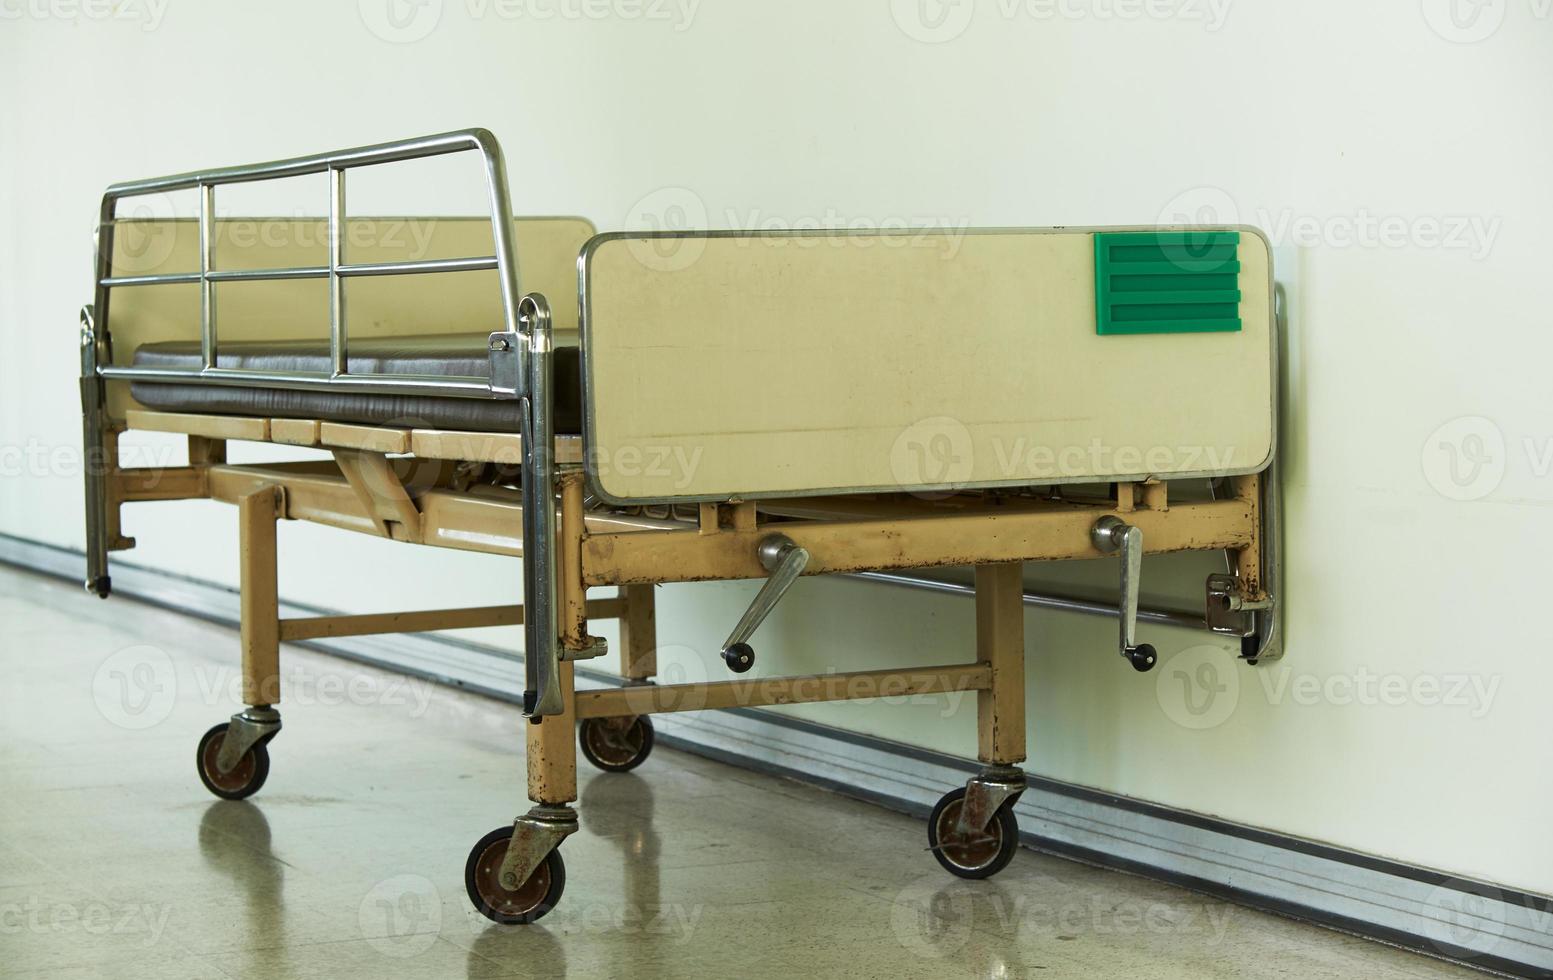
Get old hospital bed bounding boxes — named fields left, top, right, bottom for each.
left=79, top=130, right=1282, bottom=924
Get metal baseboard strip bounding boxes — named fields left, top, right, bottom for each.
left=3, top=532, right=1546, bottom=979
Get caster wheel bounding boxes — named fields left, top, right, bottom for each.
left=578, top=716, right=654, bottom=773
left=722, top=642, right=754, bottom=673
left=927, top=787, right=1019, bottom=880
left=195, top=723, right=270, bottom=801
left=1127, top=644, right=1158, bottom=673
left=465, top=826, right=566, bottom=925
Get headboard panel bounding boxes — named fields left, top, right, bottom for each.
left=101, top=216, right=593, bottom=419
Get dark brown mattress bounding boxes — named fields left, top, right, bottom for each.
left=130, top=334, right=583, bottom=434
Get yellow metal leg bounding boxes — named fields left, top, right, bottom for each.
left=975, top=562, right=1026, bottom=766
left=239, top=486, right=281, bottom=707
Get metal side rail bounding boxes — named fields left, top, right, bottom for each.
left=82, top=128, right=565, bottom=717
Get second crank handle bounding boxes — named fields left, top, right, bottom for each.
left=720, top=534, right=810, bottom=672
left=1090, top=516, right=1157, bottom=673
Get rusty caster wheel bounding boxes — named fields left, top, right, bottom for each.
left=927, top=786, right=1020, bottom=880
left=465, top=826, right=566, bottom=925
left=578, top=716, right=655, bottom=773
left=195, top=723, right=271, bottom=801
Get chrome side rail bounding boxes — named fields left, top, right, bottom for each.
left=516, top=294, right=561, bottom=716
left=86, top=128, right=564, bottom=716
left=91, top=128, right=524, bottom=390
left=79, top=304, right=110, bottom=598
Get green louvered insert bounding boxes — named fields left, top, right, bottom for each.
left=1093, top=231, right=1242, bottom=335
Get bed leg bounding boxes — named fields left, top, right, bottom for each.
left=927, top=561, right=1028, bottom=880
left=975, top=561, right=1026, bottom=767
left=239, top=486, right=283, bottom=708
left=620, top=585, right=657, bottom=682
left=524, top=468, right=582, bottom=804
left=578, top=529, right=658, bottom=773
left=192, top=484, right=284, bottom=801
left=466, top=662, right=577, bottom=924
left=526, top=662, right=578, bottom=806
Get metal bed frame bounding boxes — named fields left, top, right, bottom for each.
left=80, top=129, right=1282, bottom=925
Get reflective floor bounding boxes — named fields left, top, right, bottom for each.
left=0, top=565, right=1483, bottom=979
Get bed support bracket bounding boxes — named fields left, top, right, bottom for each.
left=487, top=329, right=522, bottom=396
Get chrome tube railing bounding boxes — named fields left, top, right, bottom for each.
left=91, top=128, right=524, bottom=398
left=83, top=128, right=566, bottom=716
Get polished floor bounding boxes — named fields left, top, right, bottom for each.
left=0, top=564, right=1484, bottom=979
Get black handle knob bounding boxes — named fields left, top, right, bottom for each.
left=722, top=643, right=755, bottom=673
left=1125, top=644, right=1157, bottom=673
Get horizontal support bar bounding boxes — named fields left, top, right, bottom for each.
left=279, top=597, right=626, bottom=642
left=576, top=662, right=992, bottom=719
left=208, top=266, right=328, bottom=283
left=204, top=463, right=669, bottom=557
left=582, top=498, right=1255, bottom=585
left=102, top=256, right=498, bottom=289
left=111, top=466, right=208, bottom=502
left=846, top=570, right=1206, bottom=631
left=100, top=365, right=499, bottom=399
left=337, top=256, right=497, bottom=278
left=100, top=272, right=201, bottom=287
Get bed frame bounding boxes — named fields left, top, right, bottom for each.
left=80, top=129, right=1282, bottom=924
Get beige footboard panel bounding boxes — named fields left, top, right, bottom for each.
left=580, top=226, right=1275, bottom=503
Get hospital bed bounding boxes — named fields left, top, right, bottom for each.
left=80, top=129, right=1282, bottom=924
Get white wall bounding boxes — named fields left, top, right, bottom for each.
left=3, top=0, right=1550, bottom=896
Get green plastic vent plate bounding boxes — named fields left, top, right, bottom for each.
left=1093, top=231, right=1242, bottom=335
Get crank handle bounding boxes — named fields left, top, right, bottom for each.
left=1091, top=516, right=1156, bottom=672
left=719, top=534, right=809, bottom=673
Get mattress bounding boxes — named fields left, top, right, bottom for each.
left=129, top=334, right=583, bottom=434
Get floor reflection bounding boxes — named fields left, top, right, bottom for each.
left=198, top=801, right=285, bottom=949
